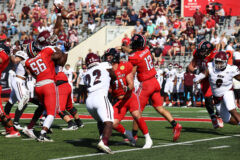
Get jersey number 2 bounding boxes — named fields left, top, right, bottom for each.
left=29, top=59, right=47, bottom=75
left=85, top=69, right=101, bottom=87
left=144, top=55, right=153, bottom=71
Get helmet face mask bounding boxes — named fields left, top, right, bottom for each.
left=103, top=48, right=119, bottom=64
left=197, top=40, right=214, bottom=58
left=214, top=51, right=228, bottom=71
left=168, top=63, right=173, bottom=70
left=178, top=66, right=183, bottom=73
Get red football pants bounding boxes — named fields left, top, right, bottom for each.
left=57, top=82, right=73, bottom=112
left=137, top=77, right=163, bottom=111
left=35, top=83, right=57, bottom=116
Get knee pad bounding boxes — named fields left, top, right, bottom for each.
left=67, top=107, right=77, bottom=116
left=58, top=111, right=69, bottom=119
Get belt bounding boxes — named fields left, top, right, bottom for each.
left=16, top=75, right=26, bottom=80
left=55, top=80, right=68, bottom=86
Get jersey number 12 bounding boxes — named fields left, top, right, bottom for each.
left=144, top=55, right=153, bottom=71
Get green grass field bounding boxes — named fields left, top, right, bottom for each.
left=0, top=104, right=240, bottom=160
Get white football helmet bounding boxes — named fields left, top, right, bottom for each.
left=15, top=51, right=28, bottom=60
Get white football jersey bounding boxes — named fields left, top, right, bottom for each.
left=63, top=68, right=74, bottom=82
left=208, top=62, right=240, bottom=97
left=155, top=69, right=163, bottom=87
left=165, top=68, right=177, bottom=82
left=83, top=62, right=112, bottom=94
left=15, top=62, right=26, bottom=78
left=176, top=72, right=184, bottom=92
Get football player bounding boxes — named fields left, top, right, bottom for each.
left=25, top=31, right=65, bottom=142
left=163, top=63, right=177, bottom=107
left=122, top=34, right=182, bottom=142
left=188, top=40, right=224, bottom=128
left=103, top=48, right=153, bottom=148
left=175, top=65, right=185, bottom=106
left=4, top=50, right=29, bottom=130
left=63, top=64, right=77, bottom=103
left=0, top=43, right=21, bottom=138
left=194, top=51, right=240, bottom=125
left=83, top=53, right=116, bottom=154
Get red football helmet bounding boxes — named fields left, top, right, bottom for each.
left=214, top=51, right=228, bottom=70
left=174, top=63, right=179, bottom=69
left=178, top=65, right=183, bottom=73
left=130, top=34, right=146, bottom=50
left=85, top=53, right=100, bottom=68
left=168, top=63, right=173, bottom=70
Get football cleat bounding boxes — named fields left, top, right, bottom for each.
left=5, top=130, right=21, bottom=138
left=168, top=102, right=173, bottom=107
left=142, top=137, right=153, bottom=149
left=62, top=125, right=78, bottom=131
left=125, top=130, right=136, bottom=146
left=37, top=133, right=54, bottom=142
left=217, top=117, right=224, bottom=128
left=173, top=123, right=182, bottom=142
left=14, top=123, right=23, bottom=130
left=97, top=140, right=113, bottom=154
left=23, top=126, right=37, bottom=139
left=211, top=116, right=220, bottom=129
left=163, top=102, right=166, bottom=106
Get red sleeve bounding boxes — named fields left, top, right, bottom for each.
left=126, top=62, right=133, bottom=74
left=128, top=54, right=138, bottom=66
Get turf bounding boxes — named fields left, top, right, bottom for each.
left=0, top=104, right=240, bottom=160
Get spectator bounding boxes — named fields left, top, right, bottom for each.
left=68, top=27, right=79, bottom=48
left=88, top=19, right=96, bottom=33
left=75, top=57, right=84, bottom=72
left=46, top=22, right=53, bottom=33
left=9, top=0, right=16, bottom=10
left=193, top=8, right=204, bottom=29
left=40, top=5, right=48, bottom=25
left=133, top=20, right=143, bottom=35
left=184, top=68, right=195, bottom=107
left=121, top=0, right=130, bottom=7
left=129, top=10, right=138, bottom=25
left=219, top=33, right=228, bottom=50
left=210, top=33, right=220, bottom=50
left=167, top=0, right=178, bottom=15
left=206, top=15, right=216, bottom=35
left=146, top=20, right=156, bottom=37
left=48, top=9, right=57, bottom=24
left=179, top=17, right=187, bottom=32
left=226, top=41, right=235, bottom=51
left=234, top=16, right=240, bottom=31
left=157, top=4, right=167, bottom=16
left=37, top=22, right=47, bottom=33
left=167, top=36, right=181, bottom=58
left=80, top=0, right=90, bottom=12
left=217, top=5, right=225, bottom=23
left=19, top=4, right=30, bottom=20
left=156, top=13, right=167, bottom=27
left=76, top=64, right=87, bottom=104
left=122, top=34, right=130, bottom=46
left=138, top=5, right=148, bottom=23
left=0, top=10, right=7, bottom=23
left=18, top=21, right=28, bottom=40
left=188, top=33, right=196, bottom=50
left=0, top=30, right=7, bottom=42
left=107, top=2, right=117, bottom=19
left=172, top=16, right=181, bottom=35
left=121, top=10, right=130, bottom=26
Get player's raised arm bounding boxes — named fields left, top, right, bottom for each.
left=193, top=68, right=209, bottom=83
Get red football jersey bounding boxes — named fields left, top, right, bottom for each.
left=25, top=47, right=56, bottom=82
left=0, top=50, right=9, bottom=76
left=128, top=46, right=156, bottom=82
left=112, top=61, right=133, bottom=97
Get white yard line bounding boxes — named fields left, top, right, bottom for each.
left=49, top=135, right=239, bottom=160
left=210, top=145, right=231, bottom=149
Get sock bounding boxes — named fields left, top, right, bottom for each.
left=4, top=102, right=13, bottom=115
left=114, top=124, right=126, bottom=134
left=43, top=115, right=54, bottom=129
left=170, top=120, right=177, bottom=127
left=14, top=104, right=27, bottom=123
left=74, top=119, right=83, bottom=126
left=40, top=129, right=47, bottom=135
left=132, top=130, right=138, bottom=137
left=136, top=117, right=149, bottom=135
left=102, top=136, right=109, bottom=146
left=27, top=120, right=36, bottom=129
left=144, top=133, right=150, bottom=138
left=67, top=120, right=75, bottom=126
